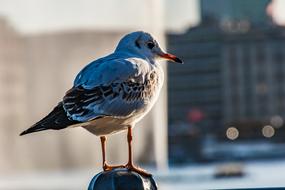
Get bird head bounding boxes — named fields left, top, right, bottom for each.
left=115, top=31, right=183, bottom=64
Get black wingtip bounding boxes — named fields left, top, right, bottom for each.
left=19, top=128, right=35, bottom=136
left=19, top=130, right=28, bottom=136
left=19, top=126, right=47, bottom=136
left=19, top=129, right=34, bottom=136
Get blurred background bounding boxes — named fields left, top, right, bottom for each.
left=1, top=0, right=285, bottom=189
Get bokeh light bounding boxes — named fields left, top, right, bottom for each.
left=270, top=115, right=283, bottom=128
left=262, top=125, right=275, bottom=138
left=226, top=127, right=239, bottom=140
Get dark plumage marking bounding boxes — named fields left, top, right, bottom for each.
left=103, top=88, right=113, bottom=97
left=63, top=71, right=159, bottom=118
left=135, top=39, right=141, bottom=48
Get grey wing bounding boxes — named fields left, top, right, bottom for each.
left=63, top=82, right=150, bottom=122
left=73, top=54, right=141, bottom=88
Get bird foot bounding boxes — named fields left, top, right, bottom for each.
left=103, top=163, right=125, bottom=171
left=125, top=163, right=152, bottom=177
left=103, top=163, right=151, bottom=177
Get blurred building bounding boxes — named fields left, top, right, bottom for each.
left=222, top=24, right=285, bottom=139
left=167, top=21, right=223, bottom=132
left=222, top=27, right=285, bottom=122
left=167, top=0, right=285, bottom=162
left=0, top=18, right=27, bottom=170
left=201, top=0, right=271, bottom=25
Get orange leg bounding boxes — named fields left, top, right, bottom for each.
left=125, top=127, right=151, bottom=176
left=100, top=136, right=124, bottom=171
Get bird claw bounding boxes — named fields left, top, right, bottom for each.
left=125, top=163, right=152, bottom=177
left=103, top=164, right=125, bottom=171
left=103, top=163, right=151, bottom=177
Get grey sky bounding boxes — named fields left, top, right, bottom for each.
left=0, top=0, right=200, bottom=34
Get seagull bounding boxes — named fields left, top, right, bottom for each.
left=20, top=31, right=183, bottom=176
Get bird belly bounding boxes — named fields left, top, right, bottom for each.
left=82, top=116, right=132, bottom=136
left=80, top=97, right=158, bottom=136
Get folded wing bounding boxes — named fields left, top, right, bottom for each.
left=63, top=80, right=151, bottom=122
left=63, top=56, right=156, bottom=122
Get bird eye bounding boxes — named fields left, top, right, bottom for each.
left=147, top=42, right=155, bottom=49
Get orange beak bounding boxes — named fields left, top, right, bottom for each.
left=160, top=53, right=183, bottom=64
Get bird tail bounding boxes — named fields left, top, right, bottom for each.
left=20, top=102, right=80, bottom=136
